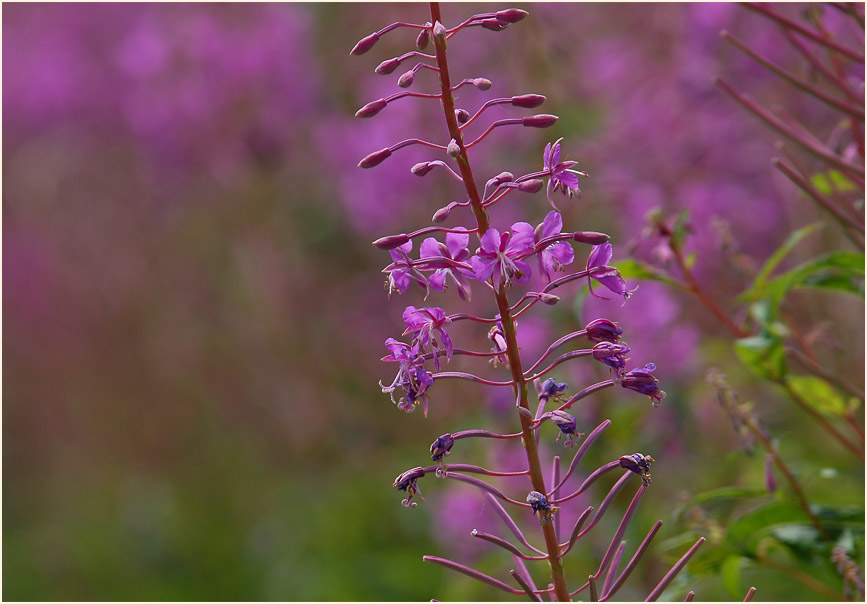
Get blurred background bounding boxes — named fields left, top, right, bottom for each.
left=3, top=3, right=864, bottom=601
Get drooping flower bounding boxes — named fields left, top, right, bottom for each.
left=394, top=466, right=427, bottom=507
left=384, top=240, right=428, bottom=297
left=470, top=222, right=535, bottom=288
left=488, top=321, right=509, bottom=367
left=419, top=229, right=473, bottom=301
left=542, top=137, right=588, bottom=210
left=621, top=363, right=666, bottom=406
left=534, top=211, right=575, bottom=282
left=430, top=433, right=455, bottom=462
left=402, top=306, right=453, bottom=369
left=584, top=318, right=623, bottom=343
left=380, top=338, right=435, bottom=416
left=545, top=409, right=582, bottom=447
left=619, top=453, right=655, bottom=486
left=592, top=341, right=631, bottom=375
left=586, top=242, right=636, bottom=303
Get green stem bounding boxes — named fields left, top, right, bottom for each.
left=429, top=4, right=570, bottom=600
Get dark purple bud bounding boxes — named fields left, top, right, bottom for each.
left=585, top=318, right=622, bottom=343
left=472, top=78, right=492, bottom=91
left=497, top=8, right=529, bottom=23
left=572, top=231, right=610, bottom=245
left=455, top=108, right=470, bottom=123
left=416, top=24, right=431, bottom=50
left=373, top=233, right=410, bottom=250
left=430, top=433, right=454, bottom=461
left=480, top=18, right=508, bottom=31
left=592, top=341, right=631, bottom=373
left=398, top=70, right=415, bottom=88
left=522, top=114, right=559, bottom=128
left=351, top=32, right=380, bottom=55
left=375, top=57, right=401, bottom=75
left=411, top=162, right=434, bottom=177
left=539, top=378, right=567, bottom=399
left=621, top=363, right=666, bottom=406
left=619, top=453, right=655, bottom=486
left=355, top=98, right=387, bottom=118
left=526, top=490, right=551, bottom=515
left=511, top=94, right=546, bottom=108
left=447, top=139, right=461, bottom=158
left=517, top=179, right=544, bottom=193
left=432, top=20, right=446, bottom=39
left=538, top=293, right=560, bottom=305
left=358, top=148, right=392, bottom=169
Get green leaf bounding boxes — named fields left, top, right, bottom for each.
left=614, top=258, right=683, bottom=289
left=785, top=375, right=848, bottom=417
left=739, top=222, right=822, bottom=303
left=720, top=555, right=747, bottom=599
left=686, top=486, right=767, bottom=507
left=735, top=335, right=787, bottom=380
left=811, top=170, right=858, bottom=195
left=762, top=251, right=865, bottom=312
left=725, top=501, right=812, bottom=555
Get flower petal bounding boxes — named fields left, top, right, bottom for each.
left=445, top=229, right=470, bottom=259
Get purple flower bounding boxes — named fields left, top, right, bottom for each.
left=419, top=230, right=473, bottom=301
left=620, top=363, right=666, bottom=406
left=384, top=240, right=428, bottom=297
left=402, top=306, right=453, bottom=370
left=470, top=222, right=535, bottom=288
left=592, top=341, right=631, bottom=375
left=487, top=321, right=509, bottom=368
left=534, top=211, right=575, bottom=282
left=543, top=138, right=588, bottom=210
left=586, top=242, right=636, bottom=303
left=545, top=409, right=581, bottom=447
left=380, top=338, right=435, bottom=416
left=537, top=377, right=568, bottom=400
left=619, top=453, right=655, bottom=486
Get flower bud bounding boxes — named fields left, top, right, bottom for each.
left=619, top=453, right=655, bottom=486
left=432, top=205, right=452, bottom=223
left=497, top=9, right=529, bottom=23
left=526, top=490, right=551, bottom=514
left=522, top=114, right=559, bottom=128
left=455, top=108, right=470, bottom=124
left=585, top=318, right=622, bottom=343
left=350, top=32, right=380, bottom=55
left=375, top=57, right=401, bottom=75
left=411, top=162, right=434, bottom=177
left=480, top=19, right=508, bottom=31
left=511, top=94, right=546, bottom=108
left=517, top=179, right=544, bottom=193
left=572, top=231, right=610, bottom=245
left=358, top=147, right=392, bottom=169
left=416, top=24, right=431, bottom=50
left=538, top=293, right=560, bottom=305
left=472, top=78, right=492, bottom=91
left=487, top=172, right=514, bottom=189
left=432, top=20, right=447, bottom=39
left=373, top=233, right=410, bottom=250
left=355, top=98, right=387, bottom=118
left=398, top=70, right=415, bottom=88
left=447, top=138, right=461, bottom=159
left=430, top=433, right=454, bottom=461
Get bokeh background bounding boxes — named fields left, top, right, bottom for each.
left=3, top=2, right=864, bottom=601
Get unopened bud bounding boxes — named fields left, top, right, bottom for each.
left=585, top=318, right=622, bottom=343
left=375, top=57, right=401, bottom=75
left=411, top=162, right=434, bottom=177
left=472, top=78, right=492, bottom=91
left=373, top=233, right=411, bottom=250
left=481, top=19, right=508, bottom=31
left=538, top=293, right=560, bottom=305
left=432, top=20, right=447, bottom=39
left=398, top=70, right=415, bottom=88
left=522, top=114, right=559, bottom=128
left=358, top=147, right=392, bottom=169
left=455, top=108, right=470, bottom=124
left=355, top=98, right=387, bottom=118
left=511, top=94, right=546, bottom=108
left=416, top=24, right=431, bottom=50
left=432, top=205, right=452, bottom=223
left=496, top=8, right=529, bottom=23
left=487, top=172, right=514, bottom=188
left=447, top=139, right=461, bottom=158
left=517, top=179, right=544, bottom=193
left=517, top=406, right=534, bottom=419
left=572, top=231, right=610, bottom=245
left=351, top=32, right=380, bottom=55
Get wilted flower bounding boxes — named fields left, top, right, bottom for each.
left=430, top=433, right=455, bottom=462
left=585, top=318, right=623, bottom=343
left=619, top=453, right=655, bottom=486
left=394, top=467, right=427, bottom=507
left=526, top=490, right=551, bottom=515
left=592, top=341, right=631, bottom=375
left=621, top=363, right=666, bottom=405
left=545, top=409, right=582, bottom=447
left=380, top=338, right=435, bottom=416
left=537, top=377, right=568, bottom=400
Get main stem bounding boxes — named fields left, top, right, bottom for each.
left=429, top=4, right=571, bottom=600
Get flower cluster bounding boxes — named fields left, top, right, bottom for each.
left=353, top=5, right=696, bottom=601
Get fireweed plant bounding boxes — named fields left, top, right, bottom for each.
left=351, top=6, right=721, bottom=601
